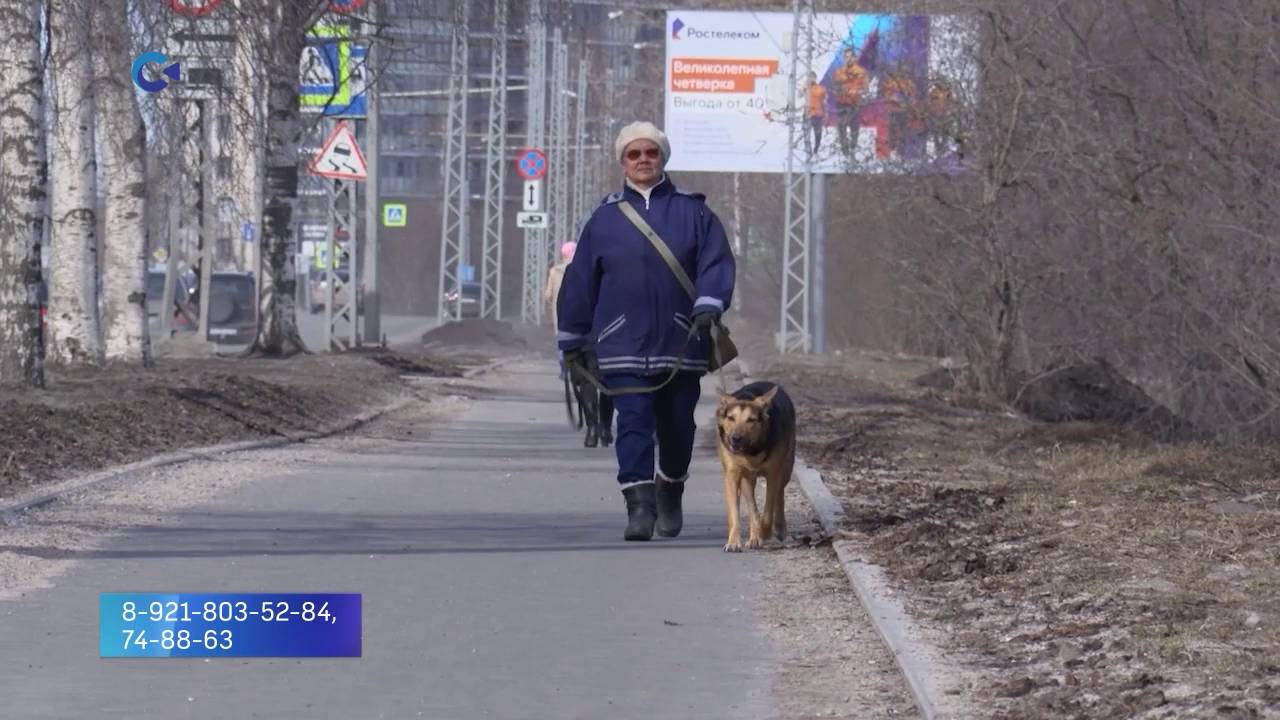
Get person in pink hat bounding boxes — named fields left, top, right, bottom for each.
left=544, top=240, right=577, bottom=331
left=549, top=240, right=614, bottom=446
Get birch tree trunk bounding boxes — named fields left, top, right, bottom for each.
left=93, top=0, right=151, bottom=364
left=47, top=0, right=101, bottom=365
left=0, top=0, right=47, bottom=385
left=252, top=1, right=324, bottom=356
left=232, top=19, right=267, bottom=275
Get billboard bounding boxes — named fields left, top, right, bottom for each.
left=663, top=11, right=978, bottom=174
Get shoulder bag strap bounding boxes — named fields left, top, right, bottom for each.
left=616, top=201, right=696, bottom=301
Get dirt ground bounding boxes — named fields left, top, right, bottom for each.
left=0, top=345, right=474, bottom=501
left=753, top=349, right=1280, bottom=720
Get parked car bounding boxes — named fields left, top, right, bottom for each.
left=441, top=281, right=482, bottom=319
left=200, top=271, right=257, bottom=344
left=146, top=268, right=255, bottom=344
left=308, top=265, right=364, bottom=315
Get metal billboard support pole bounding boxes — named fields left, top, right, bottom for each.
left=362, top=2, right=382, bottom=345
left=779, top=0, right=815, bottom=354
left=547, top=30, right=569, bottom=269
left=436, top=0, right=470, bottom=325
left=571, top=57, right=588, bottom=237
left=521, top=0, right=547, bottom=325
left=601, top=68, right=617, bottom=196
left=480, top=0, right=509, bottom=320
left=811, top=173, right=826, bottom=353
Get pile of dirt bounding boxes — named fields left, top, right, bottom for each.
left=761, top=353, right=1280, bottom=719
left=421, top=318, right=551, bottom=355
left=1013, top=359, right=1189, bottom=440
left=0, top=350, right=460, bottom=500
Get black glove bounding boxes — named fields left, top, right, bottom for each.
left=691, top=308, right=720, bottom=332
left=562, top=346, right=586, bottom=369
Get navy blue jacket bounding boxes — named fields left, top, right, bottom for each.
left=556, top=175, right=736, bottom=375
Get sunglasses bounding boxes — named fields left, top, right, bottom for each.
left=625, top=147, right=661, bottom=161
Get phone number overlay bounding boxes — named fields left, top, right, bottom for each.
left=99, top=593, right=361, bottom=658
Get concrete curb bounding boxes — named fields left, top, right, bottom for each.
left=0, top=355, right=513, bottom=521
left=739, top=358, right=960, bottom=720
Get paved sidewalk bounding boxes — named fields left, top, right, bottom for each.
left=0, top=360, right=776, bottom=719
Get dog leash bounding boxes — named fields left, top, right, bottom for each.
left=565, top=321, right=730, bottom=398
left=562, top=370, right=580, bottom=429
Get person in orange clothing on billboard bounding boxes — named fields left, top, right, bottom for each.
left=880, top=71, right=919, bottom=159
left=804, top=70, right=827, bottom=156
left=926, top=80, right=956, bottom=158
left=832, top=47, right=869, bottom=157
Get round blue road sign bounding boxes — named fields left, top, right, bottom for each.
left=515, top=149, right=547, bottom=180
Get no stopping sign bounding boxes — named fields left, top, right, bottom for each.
left=515, top=149, right=547, bottom=180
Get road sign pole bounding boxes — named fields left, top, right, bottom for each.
left=324, top=174, right=336, bottom=352
left=307, top=116, right=368, bottom=352
left=362, top=0, right=381, bottom=345
left=522, top=0, right=547, bottom=325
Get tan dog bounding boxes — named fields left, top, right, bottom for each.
left=716, top=382, right=797, bottom=552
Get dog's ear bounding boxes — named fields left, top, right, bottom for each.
left=718, top=390, right=736, bottom=407
left=754, top=385, right=779, bottom=407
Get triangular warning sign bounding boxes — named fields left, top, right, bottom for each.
left=309, top=120, right=368, bottom=181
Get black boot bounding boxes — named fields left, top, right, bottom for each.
left=655, top=476, right=685, bottom=538
left=622, top=483, right=657, bottom=541
left=584, top=423, right=598, bottom=447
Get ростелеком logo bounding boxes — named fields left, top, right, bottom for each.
left=132, top=52, right=182, bottom=93
left=669, top=22, right=762, bottom=42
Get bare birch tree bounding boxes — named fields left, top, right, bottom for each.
left=93, top=0, right=151, bottom=365
left=0, top=0, right=47, bottom=385
left=242, top=0, right=332, bottom=357
left=46, top=0, right=100, bottom=365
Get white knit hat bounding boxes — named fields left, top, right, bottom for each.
left=614, top=121, right=671, bottom=163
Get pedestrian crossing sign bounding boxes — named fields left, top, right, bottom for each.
left=300, top=24, right=368, bottom=118
left=383, top=203, right=407, bottom=227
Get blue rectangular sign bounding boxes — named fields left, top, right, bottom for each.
left=99, top=593, right=361, bottom=658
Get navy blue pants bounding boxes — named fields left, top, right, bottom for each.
left=604, top=372, right=703, bottom=487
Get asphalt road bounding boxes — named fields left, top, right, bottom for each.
left=0, top=361, right=789, bottom=719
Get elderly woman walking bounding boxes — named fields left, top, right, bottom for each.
left=556, top=121, right=736, bottom=541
